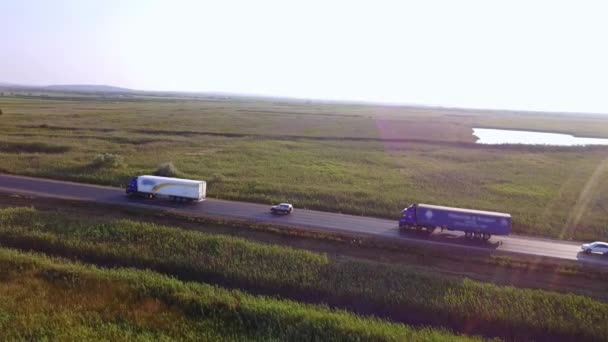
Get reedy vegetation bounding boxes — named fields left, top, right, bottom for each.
left=0, top=247, right=474, bottom=342
left=0, top=207, right=606, bottom=341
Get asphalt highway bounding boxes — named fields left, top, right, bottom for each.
left=1, top=174, right=606, bottom=267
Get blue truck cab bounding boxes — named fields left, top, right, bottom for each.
left=399, top=205, right=417, bottom=227
left=125, top=177, right=138, bottom=195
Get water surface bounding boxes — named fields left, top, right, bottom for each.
left=473, top=128, right=608, bottom=146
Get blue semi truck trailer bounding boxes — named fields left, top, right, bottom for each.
left=399, top=203, right=511, bottom=240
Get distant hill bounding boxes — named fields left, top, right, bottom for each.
left=0, top=82, right=17, bottom=87
left=43, top=84, right=134, bottom=93
left=0, top=83, right=135, bottom=94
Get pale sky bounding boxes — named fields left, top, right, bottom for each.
left=2, top=0, right=607, bottom=113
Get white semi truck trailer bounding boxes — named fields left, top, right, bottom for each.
left=125, top=175, right=206, bottom=202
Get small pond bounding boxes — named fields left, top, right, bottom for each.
left=473, top=128, right=608, bottom=146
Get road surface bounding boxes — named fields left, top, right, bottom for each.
left=0, top=174, right=606, bottom=267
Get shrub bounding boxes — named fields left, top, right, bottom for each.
left=154, top=162, right=185, bottom=178
left=210, top=172, right=226, bottom=184
left=91, top=153, right=124, bottom=168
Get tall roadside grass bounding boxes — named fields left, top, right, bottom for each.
left=0, top=207, right=606, bottom=341
left=0, top=247, right=476, bottom=342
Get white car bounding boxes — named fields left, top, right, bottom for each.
left=581, top=241, right=608, bottom=255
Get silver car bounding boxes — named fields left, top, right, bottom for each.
left=271, top=203, right=293, bottom=215
left=581, top=241, right=608, bottom=255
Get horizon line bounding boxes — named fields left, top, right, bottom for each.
left=1, top=81, right=607, bottom=117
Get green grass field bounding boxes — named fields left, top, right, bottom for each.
left=1, top=94, right=608, bottom=240
left=2, top=206, right=607, bottom=341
